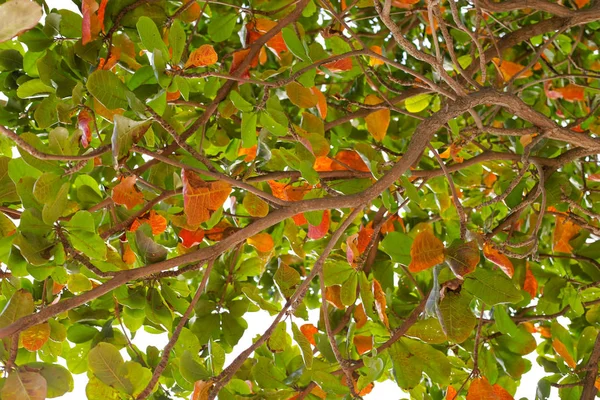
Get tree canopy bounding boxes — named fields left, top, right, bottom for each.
left=0, top=0, right=600, bottom=399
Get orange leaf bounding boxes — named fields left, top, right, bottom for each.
left=82, top=0, right=98, bottom=45
left=97, top=0, right=108, bottom=33
left=21, top=323, right=51, bottom=351
left=353, top=335, right=373, bottom=355
left=554, top=84, right=585, bottom=102
left=346, top=233, right=360, bottom=265
left=122, top=243, right=136, bottom=264
left=166, top=89, right=181, bottom=101
left=179, top=228, right=205, bottom=248
left=358, top=382, right=374, bottom=396
left=300, top=324, right=318, bottom=346
left=372, top=279, right=389, bottom=329
left=268, top=181, right=311, bottom=201
left=310, top=87, right=328, bottom=119
left=313, top=156, right=333, bottom=172
left=331, top=150, right=370, bottom=172
left=446, top=386, right=458, bottom=400
left=93, top=98, right=124, bottom=121
left=392, top=0, right=420, bottom=7
left=369, top=46, right=384, bottom=66
left=323, top=58, right=353, bottom=73
left=381, top=215, right=404, bottom=234
left=286, top=82, right=318, bottom=108
left=553, top=215, right=580, bottom=253
left=484, top=172, right=497, bottom=188
left=112, top=176, right=144, bottom=210
left=408, top=229, right=445, bottom=272
left=308, top=210, right=330, bottom=240
left=293, top=213, right=308, bottom=225
left=588, top=173, right=600, bottom=182
left=204, top=221, right=233, bottom=241
left=326, top=285, right=345, bottom=309
left=230, top=48, right=257, bottom=79
left=354, top=303, right=368, bottom=329
left=364, top=94, right=390, bottom=141
left=575, top=0, right=590, bottom=8
left=492, top=384, right=514, bottom=400
left=180, top=1, right=201, bottom=22
left=52, top=281, right=65, bottom=295
left=238, top=144, right=257, bottom=162
left=146, top=210, right=167, bottom=235
left=552, top=339, right=577, bottom=368
left=483, top=243, right=514, bottom=278
left=539, top=326, right=552, bottom=338
left=491, top=58, right=533, bottom=81
left=78, top=110, right=93, bottom=148
left=247, top=232, right=274, bottom=253
left=466, top=376, right=496, bottom=400
left=185, top=44, right=218, bottom=68
left=98, top=53, right=119, bottom=70
left=357, top=224, right=374, bottom=254
left=182, top=170, right=231, bottom=226
left=192, top=380, right=213, bottom=400
left=523, top=264, right=538, bottom=298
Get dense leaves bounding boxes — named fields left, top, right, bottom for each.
left=0, top=0, right=600, bottom=399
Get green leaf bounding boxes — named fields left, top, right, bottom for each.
left=230, top=91, right=254, bottom=112
left=88, top=342, right=133, bottom=394
left=267, top=321, right=287, bottom=353
left=0, top=289, right=34, bottom=328
left=444, top=240, right=480, bottom=278
left=436, top=291, right=476, bottom=343
left=323, top=261, right=354, bottom=287
left=405, top=94, right=432, bottom=113
left=274, top=262, right=301, bottom=298
left=86, top=70, right=131, bottom=110
left=282, top=26, right=309, bottom=61
left=24, top=363, right=73, bottom=398
left=207, top=13, right=237, bottom=42
left=381, top=232, right=413, bottom=265
left=17, top=78, right=54, bottom=98
left=241, top=112, right=257, bottom=148
left=463, top=267, right=523, bottom=305
left=180, top=350, right=211, bottom=383
left=169, top=20, right=185, bottom=64
left=341, top=272, right=358, bottom=306
left=67, top=230, right=107, bottom=261
left=242, top=285, right=281, bottom=315
left=136, top=16, right=170, bottom=58
left=1, top=371, right=47, bottom=400
left=251, top=357, right=287, bottom=390
left=292, top=322, right=313, bottom=369
left=135, top=227, right=167, bottom=264
left=42, top=181, right=69, bottom=224
left=145, top=288, right=173, bottom=329
left=111, top=115, right=152, bottom=164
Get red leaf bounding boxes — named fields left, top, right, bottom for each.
left=483, top=243, right=514, bottom=278
left=82, top=0, right=100, bottom=45
left=308, top=210, right=330, bottom=240
left=179, top=228, right=205, bottom=248
left=78, top=110, right=93, bottom=148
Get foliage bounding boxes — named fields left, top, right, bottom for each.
left=0, top=0, right=599, bottom=399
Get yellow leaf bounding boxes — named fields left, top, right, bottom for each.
left=408, top=228, right=445, bottom=272
left=286, top=82, right=318, bottom=108
left=364, top=94, right=390, bottom=141
left=185, top=44, right=218, bottom=68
